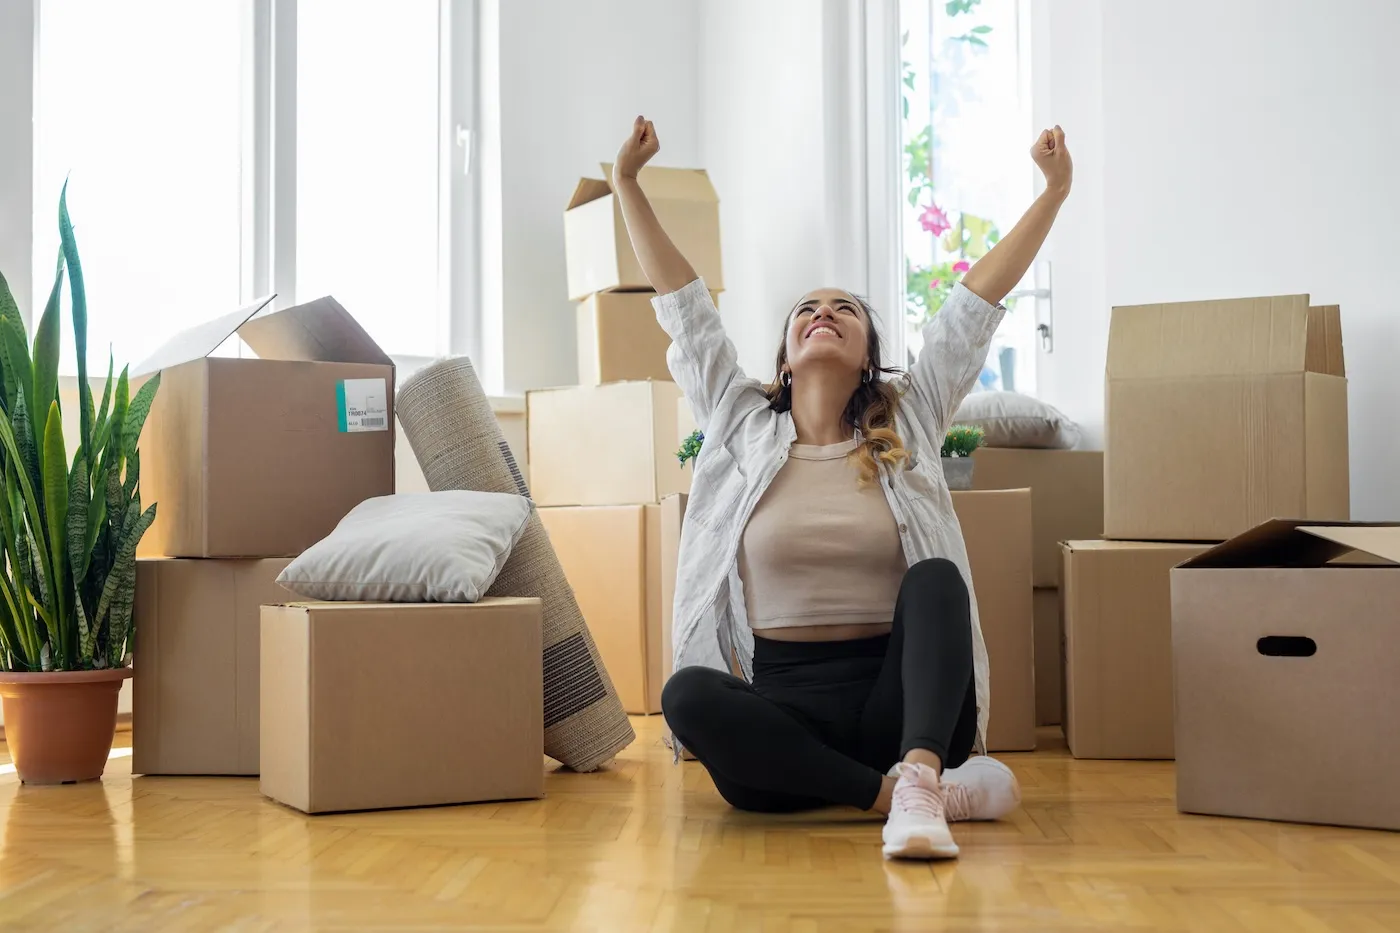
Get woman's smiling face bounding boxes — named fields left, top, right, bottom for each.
left=782, top=288, right=871, bottom=380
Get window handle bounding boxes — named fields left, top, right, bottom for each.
left=456, top=125, right=473, bottom=177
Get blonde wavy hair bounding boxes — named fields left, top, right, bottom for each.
left=765, top=294, right=909, bottom=485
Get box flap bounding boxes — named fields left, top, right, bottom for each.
left=604, top=163, right=719, bottom=203
left=1298, top=525, right=1400, bottom=564
left=566, top=176, right=614, bottom=211
left=1305, top=305, right=1346, bottom=377
left=1107, top=295, right=1310, bottom=379
left=238, top=296, right=391, bottom=365
left=131, top=296, right=275, bottom=377
left=1179, top=519, right=1400, bottom=568
left=567, top=165, right=719, bottom=212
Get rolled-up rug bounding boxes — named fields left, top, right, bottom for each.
left=396, top=357, right=634, bottom=772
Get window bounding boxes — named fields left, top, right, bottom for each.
left=900, top=0, right=1043, bottom=394
left=296, top=0, right=442, bottom=357
left=33, top=0, right=244, bottom=375
left=31, top=0, right=476, bottom=375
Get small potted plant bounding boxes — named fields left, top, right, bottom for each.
left=941, top=424, right=984, bottom=490
left=677, top=429, right=704, bottom=468
left=0, top=186, right=161, bottom=784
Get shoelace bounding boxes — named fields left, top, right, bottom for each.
left=940, top=780, right=974, bottom=822
left=892, top=775, right=946, bottom=820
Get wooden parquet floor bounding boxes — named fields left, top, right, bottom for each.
left=2, top=719, right=1398, bottom=932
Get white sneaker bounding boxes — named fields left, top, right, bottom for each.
left=882, top=763, right=959, bottom=860
left=940, top=756, right=1021, bottom=822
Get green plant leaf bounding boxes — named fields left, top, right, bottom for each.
left=0, top=407, right=59, bottom=634
left=59, top=181, right=94, bottom=455
left=103, top=502, right=155, bottom=667
left=122, top=371, right=160, bottom=464
left=0, top=267, right=29, bottom=414
left=32, top=248, right=64, bottom=461
left=12, top=387, right=42, bottom=526
left=73, top=584, right=92, bottom=666
left=84, top=479, right=107, bottom=583
left=941, top=424, right=986, bottom=459
left=42, top=401, right=69, bottom=664
left=971, top=25, right=992, bottom=34
left=67, top=449, right=89, bottom=585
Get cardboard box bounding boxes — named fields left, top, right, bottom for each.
left=1105, top=296, right=1348, bottom=541
left=972, top=448, right=1105, bottom=587
left=564, top=164, right=723, bottom=301
left=137, top=297, right=396, bottom=558
left=132, top=558, right=292, bottom=775
left=951, top=489, right=1034, bottom=752
left=1033, top=588, right=1062, bottom=727
left=527, top=381, right=690, bottom=507
left=1061, top=540, right=1210, bottom=759
left=260, top=599, right=544, bottom=814
left=576, top=292, right=719, bottom=387
left=537, top=504, right=678, bottom=714
left=1172, top=521, right=1400, bottom=831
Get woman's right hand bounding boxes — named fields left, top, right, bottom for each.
left=614, top=116, right=660, bottom=184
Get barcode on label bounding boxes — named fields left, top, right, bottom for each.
left=360, top=417, right=386, bottom=428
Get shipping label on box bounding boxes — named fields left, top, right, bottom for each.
left=1105, top=296, right=1348, bottom=542
left=337, top=378, right=389, bottom=432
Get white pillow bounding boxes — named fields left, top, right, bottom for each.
left=955, top=392, right=1081, bottom=449
left=278, top=491, right=532, bottom=602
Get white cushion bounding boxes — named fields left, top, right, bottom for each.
left=278, top=491, right=532, bottom=602
left=955, top=392, right=1081, bottom=449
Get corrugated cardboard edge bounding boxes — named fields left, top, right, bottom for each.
left=260, top=605, right=313, bottom=814
left=644, top=505, right=664, bottom=713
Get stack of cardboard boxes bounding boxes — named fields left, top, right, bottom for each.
left=970, top=448, right=1105, bottom=738
left=132, top=298, right=544, bottom=814
left=1061, top=296, right=1352, bottom=761
left=530, top=165, right=722, bottom=715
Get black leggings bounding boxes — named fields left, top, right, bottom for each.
left=661, top=558, right=977, bottom=813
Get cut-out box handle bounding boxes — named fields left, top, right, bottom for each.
left=1257, top=636, right=1317, bottom=658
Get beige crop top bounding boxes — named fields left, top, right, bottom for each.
left=738, top=438, right=907, bottom=630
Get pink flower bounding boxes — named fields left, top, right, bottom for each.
left=952, top=260, right=971, bottom=274
left=928, top=278, right=942, bottom=291
left=918, top=203, right=951, bottom=236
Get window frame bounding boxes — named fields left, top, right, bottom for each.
left=14, top=0, right=479, bottom=369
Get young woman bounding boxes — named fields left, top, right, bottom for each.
left=616, top=116, right=1072, bottom=860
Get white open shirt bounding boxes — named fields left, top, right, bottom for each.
left=653, top=278, right=1006, bottom=758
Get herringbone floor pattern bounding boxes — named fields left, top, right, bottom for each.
left=2, top=719, right=1398, bottom=932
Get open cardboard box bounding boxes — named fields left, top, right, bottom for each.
left=1171, top=521, right=1400, bottom=831
left=564, top=164, right=723, bottom=301
left=136, top=297, right=395, bottom=558
left=1105, top=296, right=1348, bottom=541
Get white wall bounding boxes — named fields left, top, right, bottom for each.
left=478, top=0, right=701, bottom=396
left=697, top=0, right=898, bottom=381
left=0, top=0, right=35, bottom=320
left=1039, top=0, right=1400, bottom=520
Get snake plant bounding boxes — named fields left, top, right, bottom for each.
left=0, top=185, right=160, bottom=672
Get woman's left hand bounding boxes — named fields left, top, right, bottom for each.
left=1031, top=126, right=1072, bottom=201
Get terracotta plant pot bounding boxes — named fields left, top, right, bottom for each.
left=0, top=668, right=132, bottom=784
